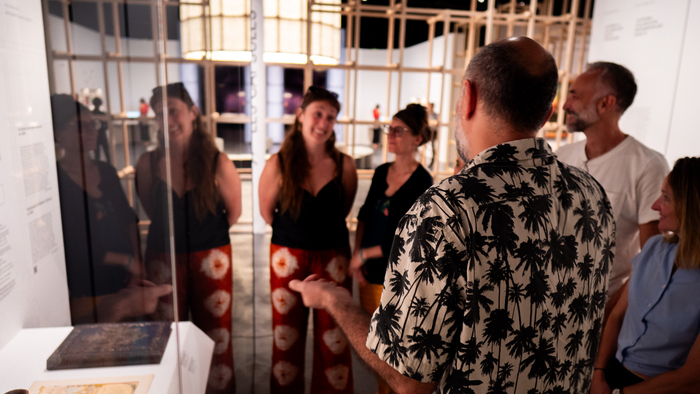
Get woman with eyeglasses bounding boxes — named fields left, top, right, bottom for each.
left=259, top=86, right=358, bottom=393
left=135, top=83, right=242, bottom=394
left=348, top=103, right=433, bottom=394
left=52, top=94, right=172, bottom=325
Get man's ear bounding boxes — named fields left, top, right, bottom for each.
left=463, top=79, right=478, bottom=118
left=191, top=105, right=200, bottom=117
left=597, top=94, right=617, bottom=115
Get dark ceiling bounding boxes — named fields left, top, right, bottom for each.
left=47, top=1, right=181, bottom=41
left=48, top=0, right=593, bottom=49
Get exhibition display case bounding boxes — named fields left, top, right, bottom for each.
left=17, top=0, right=698, bottom=393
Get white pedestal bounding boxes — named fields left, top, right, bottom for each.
left=0, top=322, right=214, bottom=394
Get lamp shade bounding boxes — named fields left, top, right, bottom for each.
left=180, top=0, right=341, bottom=65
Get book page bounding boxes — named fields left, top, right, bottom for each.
left=29, top=375, right=153, bottom=394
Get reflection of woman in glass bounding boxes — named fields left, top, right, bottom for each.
left=135, top=83, right=242, bottom=394
left=349, top=104, right=433, bottom=394
left=591, top=157, right=700, bottom=394
left=259, top=87, right=358, bottom=393
left=52, top=94, right=171, bottom=324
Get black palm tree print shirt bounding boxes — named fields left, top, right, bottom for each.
left=366, top=138, right=615, bottom=394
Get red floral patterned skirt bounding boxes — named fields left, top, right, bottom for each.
left=269, top=243, right=353, bottom=394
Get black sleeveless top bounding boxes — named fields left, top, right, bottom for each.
left=145, top=152, right=230, bottom=254
left=271, top=153, right=349, bottom=250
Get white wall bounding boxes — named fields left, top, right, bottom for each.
left=588, top=0, right=700, bottom=165
left=666, top=0, right=700, bottom=162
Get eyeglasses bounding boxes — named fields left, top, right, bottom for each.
left=306, top=86, right=339, bottom=99
left=383, top=125, right=409, bottom=137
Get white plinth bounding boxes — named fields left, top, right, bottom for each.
left=0, top=322, right=214, bottom=394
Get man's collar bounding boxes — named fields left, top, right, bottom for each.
left=467, top=137, right=553, bottom=169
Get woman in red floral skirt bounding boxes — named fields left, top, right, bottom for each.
left=136, top=83, right=242, bottom=394
left=259, top=86, right=358, bottom=393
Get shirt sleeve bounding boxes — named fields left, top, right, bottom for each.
left=637, top=154, right=670, bottom=225
left=366, top=191, right=467, bottom=382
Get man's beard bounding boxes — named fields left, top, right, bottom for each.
left=565, top=105, right=600, bottom=133
left=454, top=115, right=472, bottom=164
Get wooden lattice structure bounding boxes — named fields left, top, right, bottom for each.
left=42, top=0, right=593, bottom=193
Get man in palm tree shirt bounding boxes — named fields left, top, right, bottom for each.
left=291, top=37, right=614, bottom=394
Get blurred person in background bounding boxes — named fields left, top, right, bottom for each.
left=52, top=94, right=171, bottom=325
left=136, top=83, right=242, bottom=394
left=373, top=104, right=382, bottom=149
left=91, top=97, right=110, bottom=163
left=138, top=97, right=151, bottom=147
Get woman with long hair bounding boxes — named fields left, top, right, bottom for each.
left=135, top=83, right=242, bottom=394
left=348, top=104, right=433, bottom=394
left=259, top=86, right=358, bottom=393
left=53, top=94, right=171, bottom=324
left=591, top=157, right=700, bottom=394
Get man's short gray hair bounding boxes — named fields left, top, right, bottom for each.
left=587, top=61, right=637, bottom=114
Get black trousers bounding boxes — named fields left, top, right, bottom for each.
left=605, top=358, right=645, bottom=389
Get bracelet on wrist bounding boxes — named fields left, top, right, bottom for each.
left=359, top=248, right=367, bottom=263
left=593, top=367, right=605, bottom=371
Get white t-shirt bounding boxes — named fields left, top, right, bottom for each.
left=556, top=135, right=669, bottom=296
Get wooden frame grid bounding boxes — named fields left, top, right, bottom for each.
left=42, top=0, right=593, bottom=186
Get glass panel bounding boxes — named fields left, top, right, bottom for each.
left=46, top=1, right=67, bottom=53
left=215, top=65, right=248, bottom=115
left=5, top=1, right=597, bottom=392
left=282, top=68, right=303, bottom=115
left=52, top=60, right=72, bottom=95
left=118, top=2, right=155, bottom=58
left=102, top=3, right=116, bottom=54
left=68, top=2, right=101, bottom=56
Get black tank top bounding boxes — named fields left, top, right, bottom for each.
left=145, top=152, right=230, bottom=254
left=271, top=153, right=349, bottom=250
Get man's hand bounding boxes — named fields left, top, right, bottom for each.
left=103, top=280, right=173, bottom=321
left=291, top=275, right=438, bottom=394
left=288, top=275, right=353, bottom=310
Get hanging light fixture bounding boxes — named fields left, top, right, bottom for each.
left=180, top=0, right=342, bottom=65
